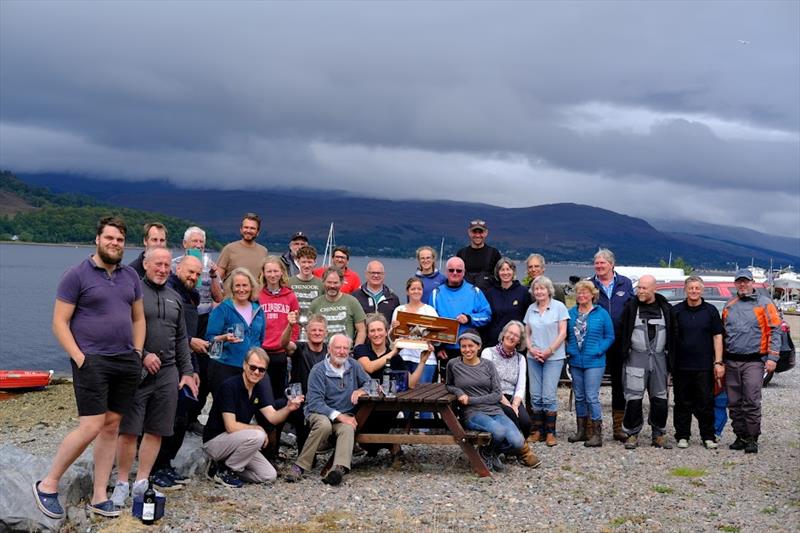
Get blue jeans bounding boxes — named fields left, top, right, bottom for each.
left=528, top=356, right=565, bottom=412
left=406, top=362, right=437, bottom=419
left=571, top=365, right=605, bottom=421
left=714, top=390, right=728, bottom=437
left=464, top=412, right=524, bottom=453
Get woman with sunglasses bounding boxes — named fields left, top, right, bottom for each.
left=202, top=348, right=304, bottom=487
left=206, top=267, right=266, bottom=398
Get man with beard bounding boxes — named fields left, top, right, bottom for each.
left=128, top=222, right=168, bottom=277
left=34, top=217, right=145, bottom=519
left=284, top=334, right=370, bottom=486
left=456, top=219, right=502, bottom=291
left=216, top=213, right=269, bottom=283
left=281, top=312, right=329, bottom=455
left=148, top=254, right=205, bottom=486
left=308, top=267, right=367, bottom=345
left=111, top=247, right=198, bottom=506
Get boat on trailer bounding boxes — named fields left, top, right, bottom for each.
left=0, top=369, right=54, bottom=391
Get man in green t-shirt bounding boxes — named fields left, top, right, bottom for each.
left=308, top=267, right=366, bottom=345
left=289, top=245, right=324, bottom=316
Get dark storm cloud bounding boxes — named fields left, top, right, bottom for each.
left=0, top=0, right=798, bottom=234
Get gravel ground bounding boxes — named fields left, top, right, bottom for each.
left=2, top=366, right=798, bottom=532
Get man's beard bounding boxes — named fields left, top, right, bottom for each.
left=331, top=354, right=348, bottom=366
left=97, top=246, right=122, bottom=265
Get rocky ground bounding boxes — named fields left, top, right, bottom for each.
left=1, top=367, right=798, bottom=532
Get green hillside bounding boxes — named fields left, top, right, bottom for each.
left=0, top=171, right=223, bottom=249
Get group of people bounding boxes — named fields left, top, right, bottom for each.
left=32, top=214, right=785, bottom=520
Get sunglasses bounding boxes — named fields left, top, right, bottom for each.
left=470, top=219, right=486, bottom=226
left=247, top=364, right=267, bottom=374
left=448, top=268, right=464, bottom=273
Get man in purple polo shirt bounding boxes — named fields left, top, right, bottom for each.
left=33, top=216, right=146, bottom=520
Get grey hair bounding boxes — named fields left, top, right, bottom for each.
left=531, top=275, right=555, bottom=298
left=498, top=320, right=526, bottom=351
left=328, top=334, right=352, bottom=351
left=493, top=257, right=517, bottom=281
left=183, top=226, right=206, bottom=243
left=526, top=253, right=546, bottom=267
left=684, top=275, right=705, bottom=287
left=594, top=248, right=616, bottom=265
left=143, top=246, right=171, bottom=261
left=245, top=347, right=269, bottom=366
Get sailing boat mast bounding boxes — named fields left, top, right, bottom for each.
left=321, top=223, right=335, bottom=267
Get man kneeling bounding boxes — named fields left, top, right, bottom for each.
left=202, top=348, right=303, bottom=487
left=285, top=334, right=370, bottom=486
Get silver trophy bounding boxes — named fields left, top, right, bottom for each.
left=297, top=314, right=309, bottom=343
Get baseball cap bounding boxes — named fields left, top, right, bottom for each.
left=469, top=219, right=487, bottom=231
left=290, top=231, right=308, bottom=242
left=734, top=268, right=753, bottom=281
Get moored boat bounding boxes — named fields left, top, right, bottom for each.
left=0, top=369, right=54, bottom=391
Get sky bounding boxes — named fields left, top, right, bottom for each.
left=1, top=1, right=798, bottom=237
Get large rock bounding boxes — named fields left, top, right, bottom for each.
left=0, top=444, right=92, bottom=532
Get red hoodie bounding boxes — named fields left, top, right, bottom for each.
left=258, top=286, right=300, bottom=351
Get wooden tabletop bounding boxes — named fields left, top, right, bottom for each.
left=360, top=382, right=456, bottom=404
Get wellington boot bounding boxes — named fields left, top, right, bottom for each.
left=584, top=420, right=603, bottom=447
left=612, top=410, right=627, bottom=441
left=528, top=411, right=544, bottom=443
left=517, top=442, right=542, bottom=468
left=545, top=411, right=558, bottom=447
left=567, top=416, right=588, bottom=443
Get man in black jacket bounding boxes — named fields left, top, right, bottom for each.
left=618, top=274, right=673, bottom=449
left=456, top=219, right=501, bottom=291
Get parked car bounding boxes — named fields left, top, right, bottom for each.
left=656, top=281, right=771, bottom=301
left=663, top=295, right=796, bottom=386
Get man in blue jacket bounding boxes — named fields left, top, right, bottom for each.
left=431, top=257, right=492, bottom=379
left=590, top=248, right=635, bottom=441
left=284, top=334, right=370, bottom=486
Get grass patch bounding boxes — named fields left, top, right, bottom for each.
left=670, top=467, right=705, bottom=478
left=651, top=485, right=674, bottom=494
left=761, top=506, right=777, bottom=515
left=717, top=526, right=740, bottom=533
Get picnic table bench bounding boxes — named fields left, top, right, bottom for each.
left=350, top=382, right=492, bottom=477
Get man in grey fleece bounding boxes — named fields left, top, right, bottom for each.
left=285, top=334, right=370, bottom=485
left=112, top=247, right=199, bottom=505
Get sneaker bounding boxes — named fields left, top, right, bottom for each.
left=714, top=434, right=721, bottom=443
left=214, top=467, right=244, bottom=488
left=131, top=479, right=165, bottom=500
left=729, top=436, right=747, bottom=450
left=490, top=452, right=505, bottom=473
left=704, top=440, right=718, bottom=450
left=206, top=460, right=218, bottom=481
left=86, top=499, right=120, bottom=518
left=744, top=439, right=759, bottom=454
left=478, top=446, right=495, bottom=471
left=284, top=464, right=304, bottom=483
left=322, top=465, right=346, bottom=486
left=165, top=466, right=190, bottom=485
left=651, top=435, right=672, bottom=449
left=151, top=469, right=183, bottom=492
left=624, top=434, right=638, bottom=450
left=676, top=438, right=689, bottom=449
left=109, top=481, right=129, bottom=508
left=32, top=480, right=65, bottom=519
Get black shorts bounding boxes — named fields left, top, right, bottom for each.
left=119, top=365, right=179, bottom=437
left=71, top=351, right=142, bottom=417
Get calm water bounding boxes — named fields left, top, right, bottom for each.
left=0, top=243, right=593, bottom=373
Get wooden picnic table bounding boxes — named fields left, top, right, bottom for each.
left=351, top=382, right=492, bottom=477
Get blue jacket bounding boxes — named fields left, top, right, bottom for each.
left=566, top=305, right=615, bottom=369
left=206, top=299, right=265, bottom=368
left=415, top=269, right=447, bottom=305
left=591, top=273, right=634, bottom=330
left=304, top=356, right=371, bottom=419
left=431, top=281, right=492, bottom=348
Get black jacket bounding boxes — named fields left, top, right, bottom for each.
left=353, top=284, right=401, bottom=324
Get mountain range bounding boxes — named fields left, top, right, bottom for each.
left=9, top=172, right=800, bottom=269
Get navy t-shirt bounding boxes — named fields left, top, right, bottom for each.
left=672, top=300, right=724, bottom=371
left=353, top=343, right=408, bottom=379
left=289, top=342, right=327, bottom=394
left=203, top=374, right=275, bottom=442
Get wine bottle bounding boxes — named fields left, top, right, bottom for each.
left=142, top=476, right=156, bottom=525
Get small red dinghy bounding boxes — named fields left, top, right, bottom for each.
left=0, top=370, right=54, bottom=391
